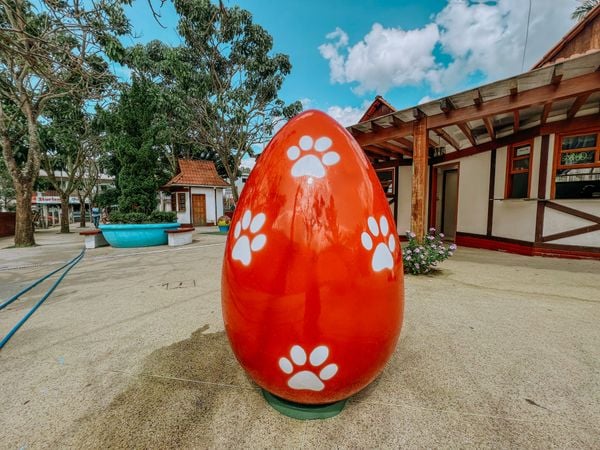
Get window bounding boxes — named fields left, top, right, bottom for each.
left=506, top=142, right=532, bottom=199
left=376, top=168, right=395, bottom=196
left=554, top=131, right=600, bottom=199
left=170, top=193, right=176, bottom=211
left=177, top=193, right=186, bottom=212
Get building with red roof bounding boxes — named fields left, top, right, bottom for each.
left=161, top=159, right=228, bottom=226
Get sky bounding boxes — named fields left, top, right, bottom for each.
left=122, top=0, right=581, bottom=165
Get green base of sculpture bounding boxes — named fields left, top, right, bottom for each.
left=262, top=389, right=346, bottom=420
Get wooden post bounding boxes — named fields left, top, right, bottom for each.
left=411, top=117, right=428, bottom=240
left=535, top=135, right=550, bottom=243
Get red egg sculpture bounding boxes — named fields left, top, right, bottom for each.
left=222, top=110, right=404, bottom=412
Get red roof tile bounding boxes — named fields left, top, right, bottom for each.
left=164, top=159, right=229, bottom=188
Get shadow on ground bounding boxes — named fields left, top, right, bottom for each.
left=63, top=325, right=266, bottom=448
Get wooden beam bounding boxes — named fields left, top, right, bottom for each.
left=509, top=79, right=518, bottom=97
left=436, top=126, right=541, bottom=163
left=411, top=118, right=428, bottom=239
left=427, top=71, right=600, bottom=129
left=545, top=201, right=600, bottom=224
left=535, top=135, right=550, bottom=243
left=390, top=136, right=414, bottom=150
left=413, top=108, right=425, bottom=120
left=474, top=90, right=483, bottom=108
left=433, top=128, right=460, bottom=151
left=440, top=98, right=454, bottom=114
left=551, top=67, right=563, bottom=87
left=542, top=224, right=600, bottom=243
left=540, top=114, right=600, bottom=134
left=566, top=93, right=591, bottom=119
left=391, top=115, right=404, bottom=128
left=353, top=120, right=413, bottom=146
left=364, top=145, right=397, bottom=158
left=540, top=102, right=552, bottom=125
left=456, top=122, right=477, bottom=147
left=487, top=148, right=496, bottom=236
left=483, top=116, right=495, bottom=139
left=372, top=159, right=412, bottom=169
left=513, top=110, right=520, bottom=132
left=375, top=142, right=412, bottom=157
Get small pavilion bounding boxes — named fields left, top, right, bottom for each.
left=161, top=159, right=228, bottom=226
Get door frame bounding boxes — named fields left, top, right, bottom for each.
left=191, top=193, right=207, bottom=226
left=429, top=162, right=460, bottom=238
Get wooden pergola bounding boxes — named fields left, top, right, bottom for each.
left=347, top=52, right=600, bottom=238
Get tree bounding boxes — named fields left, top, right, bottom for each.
left=40, top=99, right=87, bottom=233
left=0, top=153, right=15, bottom=211
left=0, top=0, right=131, bottom=246
left=101, top=78, right=171, bottom=214
left=75, top=138, right=104, bottom=228
left=173, top=0, right=301, bottom=202
left=572, top=0, right=599, bottom=21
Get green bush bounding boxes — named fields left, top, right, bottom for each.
left=108, top=211, right=177, bottom=224
left=403, top=228, right=457, bottom=275
left=148, top=211, right=178, bottom=223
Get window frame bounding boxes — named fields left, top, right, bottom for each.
left=177, top=192, right=187, bottom=212
left=551, top=128, right=600, bottom=199
left=505, top=140, right=534, bottom=199
left=170, top=193, right=176, bottom=211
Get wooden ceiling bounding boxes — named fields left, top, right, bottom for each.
left=348, top=52, right=600, bottom=164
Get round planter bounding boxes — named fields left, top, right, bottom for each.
left=218, top=224, right=230, bottom=233
left=99, top=223, right=180, bottom=248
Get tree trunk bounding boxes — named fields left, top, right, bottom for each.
left=60, top=195, right=70, bottom=233
left=230, top=178, right=239, bottom=203
left=78, top=193, right=86, bottom=227
left=14, top=183, right=35, bottom=247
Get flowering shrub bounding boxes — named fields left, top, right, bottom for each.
left=403, top=228, right=457, bottom=275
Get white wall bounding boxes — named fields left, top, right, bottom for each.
left=190, top=187, right=225, bottom=224
left=176, top=193, right=191, bottom=224
left=455, top=152, right=490, bottom=235
left=396, top=166, right=412, bottom=234
left=544, top=200, right=600, bottom=247
left=490, top=142, right=538, bottom=242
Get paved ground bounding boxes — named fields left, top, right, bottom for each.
left=0, top=227, right=599, bottom=449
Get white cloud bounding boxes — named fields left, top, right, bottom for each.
left=326, top=100, right=372, bottom=126
left=326, top=105, right=364, bottom=126
left=319, top=23, right=439, bottom=94
left=418, top=96, right=434, bottom=105
left=432, top=0, right=578, bottom=90
left=300, top=98, right=313, bottom=109
left=319, top=0, right=579, bottom=95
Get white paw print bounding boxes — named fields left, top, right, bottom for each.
left=231, top=210, right=267, bottom=266
left=361, top=216, right=396, bottom=272
left=287, top=135, right=340, bottom=179
left=278, top=345, right=338, bottom=392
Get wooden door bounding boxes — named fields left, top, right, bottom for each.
left=192, top=194, right=206, bottom=226
left=441, top=169, right=458, bottom=239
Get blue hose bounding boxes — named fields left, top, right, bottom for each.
left=0, top=248, right=85, bottom=311
left=0, top=249, right=85, bottom=350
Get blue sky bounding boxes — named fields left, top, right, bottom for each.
left=123, top=0, right=580, bottom=127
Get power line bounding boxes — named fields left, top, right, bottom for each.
left=521, top=0, right=533, bottom=72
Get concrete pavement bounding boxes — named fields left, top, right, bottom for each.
left=0, top=227, right=599, bottom=448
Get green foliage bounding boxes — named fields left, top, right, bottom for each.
left=403, top=229, right=457, bottom=275
left=149, top=211, right=178, bottom=223
left=0, top=154, right=15, bottom=210
left=108, top=210, right=177, bottom=224
left=572, top=0, right=599, bottom=21
left=96, top=187, right=120, bottom=208
left=101, top=78, right=171, bottom=214
left=170, top=0, right=302, bottom=200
